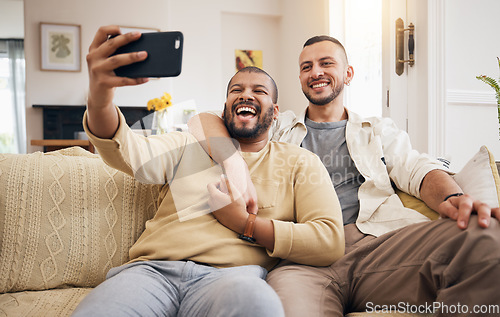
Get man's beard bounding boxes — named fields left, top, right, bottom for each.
left=303, top=81, right=344, bottom=106
left=223, top=102, right=274, bottom=139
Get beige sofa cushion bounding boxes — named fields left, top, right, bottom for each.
left=0, top=288, right=91, bottom=316
left=0, top=147, right=161, bottom=293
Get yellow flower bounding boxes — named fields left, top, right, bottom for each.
left=147, top=92, right=173, bottom=111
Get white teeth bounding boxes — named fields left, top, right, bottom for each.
left=236, top=107, right=256, bottom=115
left=312, top=83, right=328, bottom=88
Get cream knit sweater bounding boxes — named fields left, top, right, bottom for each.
left=84, top=109, right=344, bottom=270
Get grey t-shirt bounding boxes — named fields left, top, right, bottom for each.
left=301, top=118, right=364, bottom=225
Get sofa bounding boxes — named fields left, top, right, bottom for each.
left=0, top=147, right=162, bottom=316
left=1, top=145, right=499, bottom=316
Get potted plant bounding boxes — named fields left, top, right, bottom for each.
left=476, top=57, right=500, bottom=138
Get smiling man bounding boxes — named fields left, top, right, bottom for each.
left=188, top=35, right=500, bottom=316
left=222, top=71, right=278, bottom=146
left=72, top=26, right=344, bottom=317
left=299, top=38, right=350, bottom=108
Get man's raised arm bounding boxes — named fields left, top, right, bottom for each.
left=86, top=25, right=149, bottom=139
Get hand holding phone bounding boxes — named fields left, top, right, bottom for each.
left=111, top=31, right=183, bottom=78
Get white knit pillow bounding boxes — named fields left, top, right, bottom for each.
left=395, top=145, right=499, bottom=219
left=453, top=145, right=500, bottom=208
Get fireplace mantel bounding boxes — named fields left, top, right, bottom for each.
left=33, top=104, right=152, bottom=140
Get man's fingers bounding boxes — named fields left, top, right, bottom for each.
left=207, top=181, right=221, bottom=197
left=247, top=198, right=258, bottom=215
left=473, top=200, right=491, bottom=228
left=491, top=207, right=500, bottom=221
left=453, top=195, right=492, bottom=229
left=87, top=49, right=149, bottom=89
left=93, top=49, right=147, bottom=76
left=87, top=27, right=148, bottom=82
left=438, top=201, right=457, bottom=219
left=207, top=181, right=226, bottom=211
left=207, top=176, right=246, bottom=213
left=100, top=31, right=143, bottom=59
left=88, top=61, right=149, bottom=88
left=106, top=50, right=148, bottom=71
left=89, top=27, right=141, bottom=57
left=455, top=196, right=473, bottom=229
left=221, top=175, right=244, bottom=201
left=219, top=175, right=229, bottom=194
left=439, top=195, right=499, bottom=229
left=88, top=25, right=121, bottom=52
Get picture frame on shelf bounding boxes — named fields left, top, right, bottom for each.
left=40, top=22, right=81, bottom=72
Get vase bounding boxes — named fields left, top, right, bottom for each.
left=153, top=110, right=169, bottom=135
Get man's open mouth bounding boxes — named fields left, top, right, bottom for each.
left=310, top=81, right=329, bottom=89
left=235, top=105, right=257, bottom=117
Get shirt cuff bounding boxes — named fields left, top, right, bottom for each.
left=266, top=219, right=292, bottom=259
left=82, top=106, right=129, bottom=151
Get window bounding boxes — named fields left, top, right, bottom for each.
left=0, top=39, right=25, bottom=153
left=330, top=0, right=382, bottom=117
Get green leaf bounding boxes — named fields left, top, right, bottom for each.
left=476, top=75, right=500, bottom=93
left=476, top=58, right=500, bottom=139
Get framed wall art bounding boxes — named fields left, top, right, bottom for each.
left=235, top=49, right=263, bottom=71
left=40, top=22, right=81, bottom=72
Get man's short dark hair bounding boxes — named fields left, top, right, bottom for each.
left=303, top=35, right=349, bottom=64
left=227, top=66, right=278, bottom=104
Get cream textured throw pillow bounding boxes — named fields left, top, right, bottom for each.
left=0, top=147, right=161, bottom=293
left=453, top=145, right=500, bottom=208
left=398, top=145, right=500, bottom=218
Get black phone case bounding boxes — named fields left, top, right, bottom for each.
left=112, top=31, right=183, bottom=78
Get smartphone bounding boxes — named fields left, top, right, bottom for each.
left=111, top=31, right=183, bottom=78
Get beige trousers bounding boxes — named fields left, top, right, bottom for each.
left=266, top=216, right=500, bottom=317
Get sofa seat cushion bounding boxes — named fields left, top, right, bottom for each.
left=0, top=288, right=91, bottom=317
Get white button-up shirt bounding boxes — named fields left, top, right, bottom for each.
left=270, top=108, right=450, bottom=236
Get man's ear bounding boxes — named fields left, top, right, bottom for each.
left=346, top=65, right=354, bottom=83
left=222, top=104, right=227, bottom=119
left=273, top=104, right=279, bottom=120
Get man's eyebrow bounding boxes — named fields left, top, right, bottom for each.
left=300, top=56, right=335, bottom=67
left=319, top=56, right=335, bottom=62
left=300, top=61, right=312, bottom=68
left=253, top=84, right=269, bottom=90
left=229, top=83, right=269, bottom=90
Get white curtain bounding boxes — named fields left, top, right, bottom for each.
left=0, top=39, right=25, bottom=153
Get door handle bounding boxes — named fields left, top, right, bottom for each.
left=395, top=18, right=415, bottom=76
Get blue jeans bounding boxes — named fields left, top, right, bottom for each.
left=72, top=260, right=284, bottom=317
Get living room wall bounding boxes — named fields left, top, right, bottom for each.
left=0, top=0, right=24, bottom=38
left=24, top=0, right=171, bottom=152
left=443, top=0, right=500, bottom=169
left=23, top=0, right=329, bottom=152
